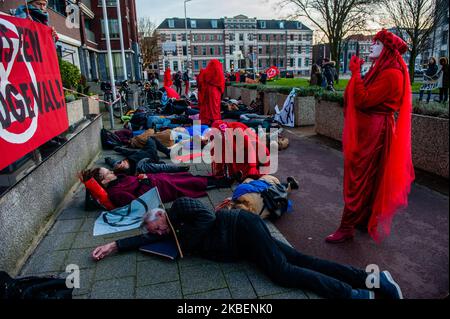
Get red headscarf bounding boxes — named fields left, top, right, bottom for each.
left=343, top=29, right=414, bottom=242
left=203, top=59, right=225, bottom=94
left=163, top=68, right=173, bottom=87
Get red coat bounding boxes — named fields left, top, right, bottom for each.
left=198, top=60, right=224, bottom=126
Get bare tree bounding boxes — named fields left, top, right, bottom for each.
left=280, top=0, right=380, bottom=77
left=382, top=0, right=446, bottom=82
left=138, top=17, right=158, bottom=71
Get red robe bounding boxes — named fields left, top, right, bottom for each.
left=164, top=86, right=180, bottom=99
left=341, top=67, right=414, bottom=241
left=163, top=68, right=173, bottom=87
left=210, top=120, right=270, bottom=180
left=199, top=60, right=224, bottom=126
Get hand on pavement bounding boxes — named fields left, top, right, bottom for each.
left=92, top=242, right=118, bottom=261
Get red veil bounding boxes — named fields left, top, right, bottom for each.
left=163, top=68, right=173, bottom=87
left=343, top=29, right=414, bottom=242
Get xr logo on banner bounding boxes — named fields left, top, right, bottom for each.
left=0, top=17, right=39, bottom=144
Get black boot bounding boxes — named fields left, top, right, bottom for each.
left=287, top=176, right=299, bottom=190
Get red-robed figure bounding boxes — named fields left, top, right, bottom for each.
left=326, top=29, right=415, bottom=244
left=163, top=68, right=173, bottom=87
left=198, top=60, right=224, bottom=126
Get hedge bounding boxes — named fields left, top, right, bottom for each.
left=228, top=83, right=448, bottom=118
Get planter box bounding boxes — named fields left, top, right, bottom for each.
left=263, top=92, right=278, bottom=115
left=241, top=88, right=257, bottom=106
left=229, top=86, right=242, bottom=100
left=82, top=95, right=100, bottom=116
left=0, top=115, right=103, bottom=275
left=411, top=114, right=449, bottom=178
left=66, top=99, right=84, bottom=126
left=315, top=99, right=344, bottom=141
left=315, top=100, right=449, bottom=178
left=294, top=96, right=316, bottom=126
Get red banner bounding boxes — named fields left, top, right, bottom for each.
left=0, top=15, right=68, bottom=171
left=266, top=66, right=280, bottom=79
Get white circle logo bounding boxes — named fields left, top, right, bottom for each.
left=0, top=17, right=39, bottom=144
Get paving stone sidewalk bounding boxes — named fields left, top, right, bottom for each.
left=19, top=149, right=320, bottom=299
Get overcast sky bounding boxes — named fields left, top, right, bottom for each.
left=135, top=0, right=305, bottom=28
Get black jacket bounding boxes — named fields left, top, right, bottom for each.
left=116, top=197, right=241, bottom=262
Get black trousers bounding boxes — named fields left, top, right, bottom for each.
left=235, top=212, right=369, bottom=299
left=116, top=137, right=170, bottom=161
left=439, top=87, right=449, bottom=102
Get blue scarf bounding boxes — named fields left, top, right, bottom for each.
left=15, top=5, right=49, bottom=26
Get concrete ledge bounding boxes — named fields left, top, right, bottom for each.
left=82, top=95, right=100, bottom=115
left=0, top=115, right=103, bottom=275
left=263, top=92, right=278, bottom=115
left=315, top=100, right=449, bottom=178
left=67, top=99, right=85, bottom=126
left=241, top=88, right=257, bottom=106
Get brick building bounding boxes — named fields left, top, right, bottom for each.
left=0, top=0, right=142, bottom=81
left=156, top=14, right=313, bottom=76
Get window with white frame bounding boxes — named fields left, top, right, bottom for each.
left=260, top=21, right=266, bottom=29
left=168, top=19, right=175, bottom=28
left=211, top=20, right=218, bottom=28
left=191, top=20, right=197, bottom=28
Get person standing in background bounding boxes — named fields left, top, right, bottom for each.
left=14, top=0, right=58, bottom=40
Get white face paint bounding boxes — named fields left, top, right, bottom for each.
left=369, top=40, right=384, bottom=60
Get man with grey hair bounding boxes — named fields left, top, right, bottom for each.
left=92, top=197, right=403, bottom=299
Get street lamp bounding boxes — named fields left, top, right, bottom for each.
left=184, top=0, right=192, bottom=72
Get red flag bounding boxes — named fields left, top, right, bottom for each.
left=266, top=66, right=280, bottom=79
left=0, top=15, right=69, bottom=170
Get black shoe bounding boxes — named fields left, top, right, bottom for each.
left=287, top=176, right=299, bottom=190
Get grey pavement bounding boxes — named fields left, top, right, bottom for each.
left=19, top=148, right=320, bottom=299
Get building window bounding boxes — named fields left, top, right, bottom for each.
left=183, top=46, right=187, bottom=56
left=290, top=34, right=294, bottom=41
left=173, top=61, right=179, bottom=71
left=305, top=58, right=310, bottom=67
left=289, top=58, right=294, bottom=67
left=171, top=34, right=176, bottom=41
left=229, top=33, right=235, bottom=41
left=260, top=21, right=266, bottom=29
left=202, top=47, right=207, bottom=55
left=258, top=46, right=263, bottom=54
left=202, top=60, right=207, bottom=68
left=193, top=34, right=198, bottom=41
left=279, top=59, right=284, bottom=67
left=279, top=22, right=284, bottom=29
left=298, top=46, right=302, bottom=54
left=239, top=34, right=244, bottom=41
left=297, top=22, right=302, bottom=29
left=168, top=19, right=175, bottom=28
left=298, top=58, right=302, bottom=67
left=258, top=59, right=262, bottom=68
left=201, top=34, right=206, bottom=41
left=218, top=34, right=223, bottom=41
left=191, top=20, right=197, bottom=28
left=305, top=46, right=310, bottom=55
left=182, top=34, right=186, bottom=41
left=193, top=46, right=198, bottom=55
left=98, top=0, right=117, bottom=6
left=211, top=20, right=218, bottom=28
left=229, top=45, right=234, bottom=54
left=101, top=19, right=120, bottom=38
left=194, top=60, right=199, bottom=70
left=258, top=34, right=262, bottom=41
left=442, top=31, right=448, bottom=45
left=210, top=47, right=215, bottom=55
left=218, top=46, right=223, bottom=55
left=48, top=0, right=66, bottom=15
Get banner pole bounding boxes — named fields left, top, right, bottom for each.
left=101, top=0, right=117, bottom=129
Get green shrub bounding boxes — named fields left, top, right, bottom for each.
left=59, top=58, right=81, bottom=90
left=65, top=93, right=76, bottom=103
left=316, top=91, right=345, bottom=106
left=296, top=86, right=323, bottom=97
left=412, top=100, right=448, bottom=119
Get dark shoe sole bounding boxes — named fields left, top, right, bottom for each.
left=325, top=235, right=354, bottom=244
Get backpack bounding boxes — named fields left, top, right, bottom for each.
left=260, top=183, right=289, bottom=219
left=100, top=128, right=123, bottom=150
left=0, top=271, right=73, bottom=300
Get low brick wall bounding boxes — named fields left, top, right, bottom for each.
left=0, top=115, right=103, bottom=275
left=315, top=100, right=449, bottom=178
